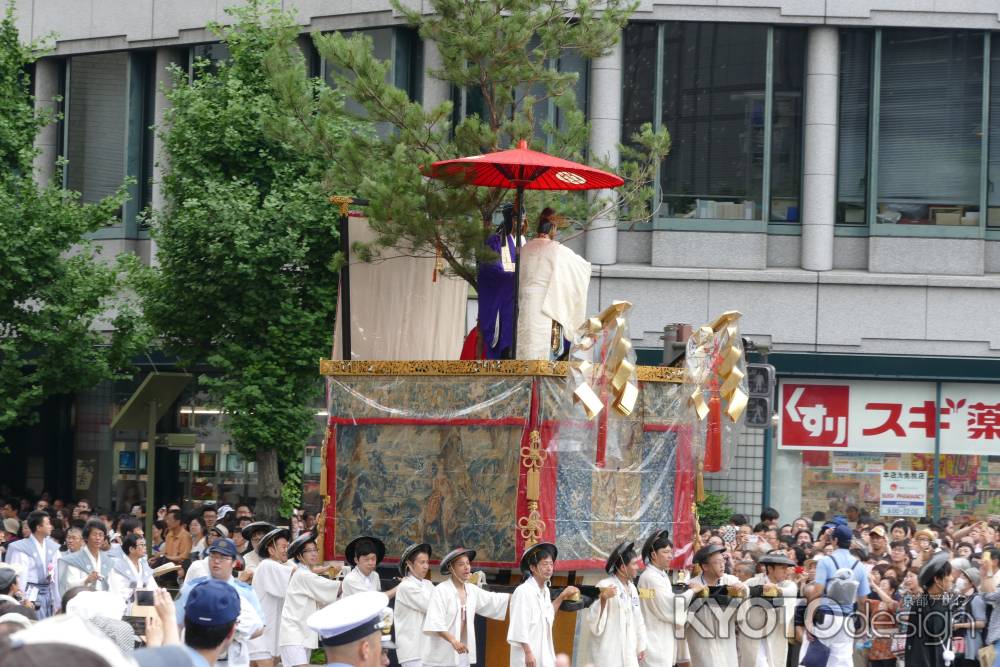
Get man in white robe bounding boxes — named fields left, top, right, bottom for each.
left=57, top=519, right=115, bottom=595
left=516, top=209, right=591, bottom=360
left=341, top=535, right=397, bottom=599
left=736, top=552, right=798, bottom=667
left=279, top=531, right=342, bottom=667
left=107, top=534, right=155, bottom=608
left=507, top=542, right=579, bottom=667
left=4, top=510, right=59, bottom=618
left=586, top=541, right=648, bottom=667
left=686, top=543, right=746, bottom=667
left=395, top=543, right=435, bottom=667
left=422, top=547, right=509, bottom=666
left=250, top=527, right=294, bottom=667
left=638, top=530, right=705, bottom=667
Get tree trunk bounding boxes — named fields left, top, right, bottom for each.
left=255, top=448, right=282, bottom=523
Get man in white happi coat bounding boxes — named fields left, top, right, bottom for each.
left=4, top=510, right=59, bottom=618
left=686, top=543, right=746, bottom=667
left=249, top=527, right=294, bottom=667
left=586, top=541, right=648, bottom=667
left=507, top=542, right=579, bottom=667
left=240, top=521, right=275, bottom=580
left=737, top=552, right=798, bottom=667
left=394, top=542, right=435, bottom=667
left=422, top=547, right=509, bottom=666
left=341, top=535, right=397, bottom=599
left=515, top=208, right=591, bottom=360
left=638, top=529, right=705, bottom=667
left=279, top=530, right=342, bottom=667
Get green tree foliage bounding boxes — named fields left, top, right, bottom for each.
left=138, top=0, right=364, bottom=519
left=268, top=0, right=671, bottom=289
left=696, top=490, right=735, bottom=529
left=0, top=5, right=141, bottom=446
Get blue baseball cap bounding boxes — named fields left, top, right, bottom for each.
left=185, top=579, right=240, bottom=625
left=206, top=537, right=239, bottom=559
left=833, top=524, right=853, bottom=547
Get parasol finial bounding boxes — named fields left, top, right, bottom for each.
left=517, top=139, right=528, bottom=150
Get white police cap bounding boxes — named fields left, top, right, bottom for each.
left=307, top=591, right=390, bottom=647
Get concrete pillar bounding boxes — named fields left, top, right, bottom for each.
left=33, top=58, right=60, bottom=188
left=801, top=26, right=838, bottom=272
left=421, top=39, right=451, bottom=112
left=586, top=37, right=621, bottom=266
left=150, top=47, right=187, bottom=266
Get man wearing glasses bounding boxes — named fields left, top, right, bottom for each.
left=175, top=538, right=265, bottom=667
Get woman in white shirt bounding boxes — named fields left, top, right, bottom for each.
left=188, top=516, right=208, bottom=558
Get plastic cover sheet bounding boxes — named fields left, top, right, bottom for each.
left=683, top=313, right=749, bottom=475
left=324, top=367, right=697, bottom=569
left=542, top=376, right=696, bottom=568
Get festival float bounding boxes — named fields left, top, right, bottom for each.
left=315, top=141, right=750, bottom=660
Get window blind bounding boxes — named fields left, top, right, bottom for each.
left=837, top=30, right=872, bottom=222
left=878, top=29, right=982, bottom=207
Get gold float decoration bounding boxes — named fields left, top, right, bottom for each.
left=319, top=359, right=683, bottom=383
left=517, top=430, right=547, bottom=547
left=568, top=300, right=640, bottom=419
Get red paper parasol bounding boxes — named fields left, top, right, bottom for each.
left=425, top=139, right=624, bottom=191
left=424, top=140, right=623, bottom=356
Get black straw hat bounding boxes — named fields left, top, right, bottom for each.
left=344, top=535, right=387, bottom=567
left=398, top=543, right=432, bottom=577
left=287, top=530, right=318, bottom=561
left=604, top=541, right=636, bottom=574
left=440, top=547, right=476, bottom=575
left=241, top=521, right=275, bottom=542
left=694, top=543, right=726, bottom=566
left=519, top=542, right=557, bottom=574
left=256, top=527, right=292, bottom=558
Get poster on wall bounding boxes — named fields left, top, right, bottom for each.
left=778, top=379, right=1000, bottom=454
left=879, top=470, right=927, bottom=517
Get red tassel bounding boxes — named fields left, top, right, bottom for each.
left=704, top=379, right=722, bottom=473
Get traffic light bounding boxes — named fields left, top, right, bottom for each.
left=744, top=363, right=775, bottom=429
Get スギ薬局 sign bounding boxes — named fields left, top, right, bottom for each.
left=777, top=379, right=1000, bottom=454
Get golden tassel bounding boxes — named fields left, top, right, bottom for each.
left=691, top=501, right=703, bottom=577
left=695, top=461, right=705, bottom=503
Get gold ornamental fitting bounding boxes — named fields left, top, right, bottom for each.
left=329, top=195, right=354, bottom=216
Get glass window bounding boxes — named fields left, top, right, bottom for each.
left=770, top=27, right=806, bottom=223
left=65, top=52, right=128, bottom=208
left=988, top=34, right=1000, bottom=227
left=190, top=44, right=230, bottom=77
left=836, top=30, right=872, bottom=225
left=660, top=23, right=768, bottom=220
left=622, top=22, right=658, bottom=147
left=877, top=29, right=983, bottom=226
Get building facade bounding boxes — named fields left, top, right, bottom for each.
left=12, top=1, right=1000, bottom=521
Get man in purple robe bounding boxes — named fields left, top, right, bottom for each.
left=478, top=203, right=524, bottom=359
